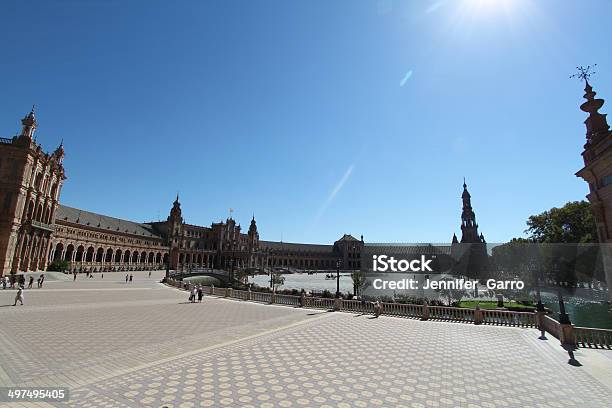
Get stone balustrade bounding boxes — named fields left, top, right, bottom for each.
left=166, top=278, right=612, bottom=348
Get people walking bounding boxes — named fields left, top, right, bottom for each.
left=13, top=287, right=24, bottom=306
left=28, top=276, right=34, bottom=289
left=197, top=285, right=203, bottom=302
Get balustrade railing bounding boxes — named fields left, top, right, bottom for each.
left=250, top=291, right=272, bottom=303
left=482, top=309, right=535, bottom=327
left=428, top=306, right=475, bottom=322
left=381, top=302, right=423, bottom=318
left=275, top=294, right=300, bottom=306
left=575, top=326, right=612, bottom=349
left=304, top=297, right=335, bottom=309
left=165, top=280, right=610, bottom=347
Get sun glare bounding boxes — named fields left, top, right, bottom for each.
left=461, top=0, right=516, bottom=17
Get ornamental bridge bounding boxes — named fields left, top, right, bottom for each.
left=168, top=268, right=231, bottom=285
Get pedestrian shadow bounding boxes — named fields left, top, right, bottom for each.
left=306, top=310, right=334, bottom=316
left=0, top=304, right=17, bottom=308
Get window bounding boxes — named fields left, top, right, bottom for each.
left=601, top=174, right=612, bottom=188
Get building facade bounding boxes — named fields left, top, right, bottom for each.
left=0, top=109, right=364, bottom=276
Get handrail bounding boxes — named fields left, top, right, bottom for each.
left=164, top=279, right=612, bottom=347
left=574, top=326, right=612, bottom=348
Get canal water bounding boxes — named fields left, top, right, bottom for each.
left=248, top=273, right=611, bottom=329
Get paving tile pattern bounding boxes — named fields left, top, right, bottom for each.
left=0, top=271, right=610, bottom=407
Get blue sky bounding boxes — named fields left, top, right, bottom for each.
left=1, top=0, right=611, bottom=244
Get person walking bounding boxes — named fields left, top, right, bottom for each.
left=73, top=271, right=77, bottom=281
left=148, top=271, right=151, bottom=278
left=28, top=276, right=34, bottom=289
left=129, top=273, right=133, bottom=283
left=39, top=274, right=45, bottom=288
left=13, top=287, right=24, bottom=306
left=197, top=285, right=203, bottom=303
left=191, top=286, right=197, bottom=303
left=2, top=276, right=6, bottom=290
left=125, top=274, right=129, bottom=283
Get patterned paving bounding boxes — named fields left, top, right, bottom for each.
left=0, top=270, right=610, bottom=407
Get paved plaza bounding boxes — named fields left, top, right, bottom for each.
left=0, top=271, right=610, bottom=407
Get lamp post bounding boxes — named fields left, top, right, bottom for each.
left=230, top=239, right=236, bottom=288
left=352, top=245, right=357, bottom=296
left=558, top=290, right=571, bottom=325
left=336, top=259, right=341, bottom=298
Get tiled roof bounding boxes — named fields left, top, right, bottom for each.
left=259, top=240, right=334, bottom=253
left=335, top=234, right=360, bottom=242
left=55, top=205, right=162, bottom=238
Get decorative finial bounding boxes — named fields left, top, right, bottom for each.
left=463, top=177, right=467, bottom=188
left=570, top=64, right=597, bottom=84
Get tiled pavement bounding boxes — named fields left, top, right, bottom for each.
left=0, top=271, right=610, bottom=407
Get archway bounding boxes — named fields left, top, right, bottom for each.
left=105, top=248, right=113, bottom=263
left=53, top=242, right=64, bottom=261
left=96, top=248, right=104, bottom=263
left=76, top=245, right=85, bottom=262
left=65, top=244, right=74, bottom=262
left=85, top=246, right=94, bottom=262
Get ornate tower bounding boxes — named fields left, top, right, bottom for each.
left=451, top=180, right=487, bottom=279
left=575, top=68, right=612, bottom=242
left=574, top=66, right=612, bottom=311
left=458, top=180, right=485, bottom=244
left=167, top=194, right=183, bottom=269
left=247, top=215, right=259, bottom=268
left=0, top=108, right=66, bottom=275
left=247, top=216, right=259, bottom=250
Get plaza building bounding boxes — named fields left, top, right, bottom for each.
left=0, top=109, right=364, bottom=276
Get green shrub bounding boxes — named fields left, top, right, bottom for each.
left=47, top=259, right=69, bottom=272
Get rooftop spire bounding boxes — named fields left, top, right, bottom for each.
left=20, top=105, right=37, bottom=139
left=572, top=65, right=609, bottom=143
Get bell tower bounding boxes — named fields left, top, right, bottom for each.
left=167, top=194, right=183, bottom=269
left=0, top=108, right=66, bottom=276
left=573, top=65, right=612, bottom=312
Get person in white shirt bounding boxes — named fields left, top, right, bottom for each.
left=13, top=287, right=24, bottom=306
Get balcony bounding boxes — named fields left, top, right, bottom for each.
left=29, top=219, right=55, bottom=232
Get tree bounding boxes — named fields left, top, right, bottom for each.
left=525, top=201, right=597, bottom=243
left=351, top=270, right=367, bottom=297
left=270, top=271, right=285, bottom=291
left=47, top=259, right=69, bottom=272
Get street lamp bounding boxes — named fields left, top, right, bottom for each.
left=336, top=259, right=341, bottom=298
left=351, top=245, right=358, bottom=296
left=230, top=239, right=236, bottom=288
